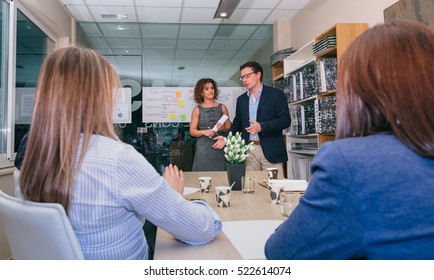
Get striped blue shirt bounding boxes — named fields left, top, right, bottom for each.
left=39, top=135, right=221, bottom=259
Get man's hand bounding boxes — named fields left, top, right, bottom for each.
left=212, top=135, right=226, bottom=149
left=246, top=120, right=261, bottom=136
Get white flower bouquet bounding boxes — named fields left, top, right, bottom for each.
left=223, top=131, right=254, bottom=164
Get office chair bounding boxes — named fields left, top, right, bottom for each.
left=0, top=190, right=85, bottom=260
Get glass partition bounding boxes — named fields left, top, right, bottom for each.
left=14, top=7, right=55, bottom=153
left=105, top=54, right=195, bottom=173
left=0, top=0, right=9, bottom=160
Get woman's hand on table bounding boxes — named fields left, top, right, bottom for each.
left=163, top=164, right=184, bottom=195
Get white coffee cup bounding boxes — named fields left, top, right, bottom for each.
left=215, top=186, right=231, bottom=207
left=267, top=167, right=278, bottom=180
left=198, top=176, right=212, bottom=193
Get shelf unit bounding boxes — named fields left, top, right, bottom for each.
left=283, top=40, right=315, bottom=75
left=313, top=23, right=367, bottom=147
left=272, top=61, right=284, bottom=83
left=284, top=23, right=368, bottom=181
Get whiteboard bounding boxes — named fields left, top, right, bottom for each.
left=142, top=87, right=245, bottom=123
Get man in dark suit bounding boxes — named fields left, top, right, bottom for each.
left=214, top=61, right=290, bottom=174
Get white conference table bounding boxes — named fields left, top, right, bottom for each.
left=153, top=171, right=285, bottom=260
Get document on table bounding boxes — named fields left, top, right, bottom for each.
left=183, top=187, right=200, bottom=196
left=222, top=220, right=283, bottom=259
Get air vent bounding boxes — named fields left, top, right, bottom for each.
left=101, top=13, right=128, bottom=20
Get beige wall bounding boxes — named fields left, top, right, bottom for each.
left=285, top=0, right=399, bottom=49
left=273, top=20, right=291, bottom=52
left=20, top=0, right=73, bottom=45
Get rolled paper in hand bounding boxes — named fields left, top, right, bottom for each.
left=211, top=114, right=229, bottom=132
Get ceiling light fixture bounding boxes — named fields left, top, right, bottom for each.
left=213, top=0, right=241, bottom=19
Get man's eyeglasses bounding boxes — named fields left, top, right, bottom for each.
left=239, top=72, right=256, bottom=81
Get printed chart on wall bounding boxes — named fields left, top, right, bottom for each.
left=113, top=88, right=132, bottom=124
left=142, top=87, right=245, bottom=123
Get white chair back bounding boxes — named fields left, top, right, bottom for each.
left=0, top=190, right=84, bottom=260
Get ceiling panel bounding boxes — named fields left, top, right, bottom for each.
left=250, top=25, right=274, bottom=39
left=209, top=39, right=246, bottom=50
left=205, top=49, right=238, bottom=59
left=142, top=38, right=176, bottom=49
left=61, top=0, right=85, bottom=4
left=141, top=23, right=179, bottom=38
left=175, top=49, right=207, bottom=58
left=224, top=9, right=271, bottom=24
left=77, top=22, right=102, bottom=36
left=264, top=9, right=299, bottom=24
left=136, top=7, right=181, bottom=23
left=146, top=57, right=174, bottom=65
left=234, top=50, right=257, bottom=59
left=106, top=38, right=142, bottom=48
left=183, top=0, right=219, bottom=8
left=177, top=39, right=212, bottom=50
left=99, top=23, right=141, bottom=38
left=111, top=48, right=142, bottom=55
left=242, top=39, right=269, bottom=51
left=65, top=5, right=93, bottom=21
left=214, top=25, right=259, bottom=40
left=86, top=0, right=134, bottom=5
left=181, top=8, right=224, bottom=24
left=179, top=24, right=219, bottom=39
left=201, top=58, right=230, bottom=66
left=238, top=0, right=282, bottom=9
left=277, top=0, right=311, bottom=9
left=174, top=58, right=203, bottom=66
left=58, top=0, right=311, bottom=87
left=145, top=49, right=175, bottom=57
left=86, top=37, right=109, bottom=48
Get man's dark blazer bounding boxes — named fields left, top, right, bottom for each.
left=230, top=84, right=291, bottom=163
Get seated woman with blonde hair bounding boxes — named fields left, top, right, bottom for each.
left=18, top=46, right=222, bottom=260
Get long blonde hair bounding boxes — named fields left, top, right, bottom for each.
left=20, top=46, right=120, bottom=211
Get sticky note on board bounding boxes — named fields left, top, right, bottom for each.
left=178, top=101, right=184, bottom=107
left=176, top=91, right=182, bottom=98
left=180, top=114, right=186, bottom=121
left=169, top=113, right=175, bottom=119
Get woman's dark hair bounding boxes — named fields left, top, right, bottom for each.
left=336, top=20, right=434, bottom=158
left=193, top=78, right=219, bottom=104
